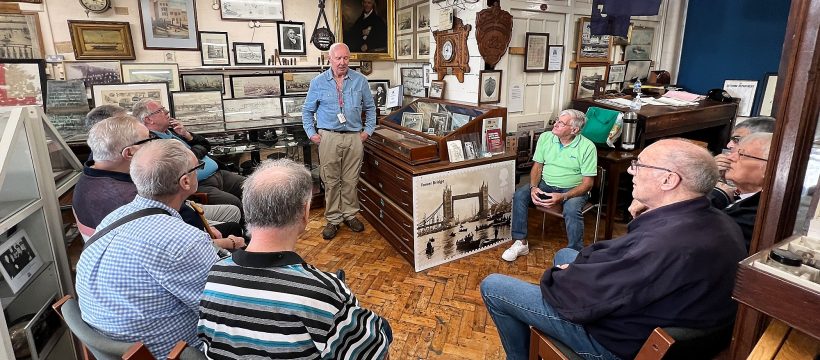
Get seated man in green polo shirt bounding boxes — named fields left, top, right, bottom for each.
left=503, top=109, right=598, bottom=261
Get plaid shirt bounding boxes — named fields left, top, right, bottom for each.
left=76, top=196, right=219, bottom=357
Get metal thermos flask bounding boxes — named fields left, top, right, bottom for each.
left=621, top=111, right=638, bottom=150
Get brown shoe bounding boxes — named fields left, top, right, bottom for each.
left=322, top=223, right=339, bottom=240
left=344, top=217, right=365, bottom=232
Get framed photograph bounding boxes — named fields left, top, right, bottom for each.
left=230, top=74, right=281, bottom=98
left=233, top=42, right=265, bottom=65
left=463, top=141, right=477, bottom=160
left=754, top=72, right=778, bottom=117
left=417, top=32, right=431, bottom=59
left=429, top=112, right=449, bottom=135
left=422, top=63, right=432, bottom=87
left=63, top=61, right=122, bottom=88
left=121, top=63, right=180, bottom=91
left=417, top=3, right=430, bottom=31
left=429, top=80, right=445, bottom=99
left=0, top=12, right=44, bottom=59
left=221, top=0, right=284, bottom=21
left=576, top=17, right=611, bottom=63
left=400, top=67, right=425, bottom=97
left=0, top=230, right=44, bottom=294
left=574, top=64, right=608, bottom=99
left=723, top=79, right=759, bottom=117
left=368, top=80, right=390, bottom=108
left=396, top=7, right=414, bottom=35
left=91, top=82, right=170, bottom=109
left=449, top=112, right=470, bottom=131
left=547, top=45, right=563, bottom=72
left=46, top=80, right=91, bottom=140
left=24, top=292, right=64, bottom=360
left=223, top=97, right=283, bottom=129
left=478, top=70, right=502, bottom=104
left=607, top=63, right=626, bottom=84
left=630, top=26, right=655, bottom=46
left=0, top=59, right=46, bottom=107
left=339, top=0, right=395, bottom=60
left=277, top=22, right=306, bottom=55
left=67, top=20, right=136, bottom=60
left=401, top=112, right=424, bottom=131
left=171, top=91, right=225, bottom=133
left=624, top=60, right=651, bottom=83
left=524, top=32, right=549, bottom=72
left=396, top=34, right=414, bottom=60
left=283, top=72, right=315, bottom=95
left=181, top=73, right=224, bottom=93
left=447, top=140, right=465, bottom=162
left=137, top=0, right=199, bottom=50
left=198, top=31, right=230, bottom=66
left=281, top=96, right=306, bottom=117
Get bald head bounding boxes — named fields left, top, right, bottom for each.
left=130, top=139, right=196, bottom=199
left=651, top=139, right=720, bottom=195
left=243, top=159, right=313, bottom=230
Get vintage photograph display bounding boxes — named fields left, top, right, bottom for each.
left=412, top=160, right=515, bottom=271
left=277, top=22, right=306, bottom=55
left=478, top=70, right=502, bottom=104
left=401, top=112, right=424, bottom=131
left=198, top=31, right=230, bottom=66
left=607, top=63, right=626, bottom=84
left=416, top=3, right=430, bottom=31
left=401, top=67, right=425, bottom=97
left=233, top=42, right=265, bottom=65
left=524, top=32, right=549, bottom=72
left=45, top=80, right=90, bottom=140
left=0, top=59, right=46, bottom=107
left=0, top=13, right=44, bottom=59
left=428, top=80, right=445, bottom=99
left=230, top=74, right=281, bottom=98
left=181, top=73, right=225, bottom=93
left=67, top=21, right=136, bottom=60
left=281, top=96, right=306, bottom=117
left=428, top=112, right=449, bottom=135
left=723, top=79, right=759, bottom=117
left=121, top=63, right=180, bottom=91
left=283, top=72, right=314, bottom=95
left=91, top=82, right=170, bottom=109
left=368, top=80, right=390, bottom=109
left=623, top=60, right=651, bottom=83
left=171, top=91, right=225, bottom=132
left=221, top=0, right=284, bottom=21
left=576, top=17, right=611, bottom=63
left=396, top=7, right=413, bottom=35
left=447, top=140, right=465, bottom=162
left=223, top=97, right=283, bottom=129
left=625, top=26, right=653, bottom=61
left=338, top=0, right=394, bottom=60
left=137, top=0, right=199, bottom=50
left=574, top=64, right=608, bottom=99
left=396, top=34, right=414, bottom=60
left=0, top=230, right=44, bottom=294
left=547, top=45, right=563, bottom=72
left=449, top=112, right=471, bottom=131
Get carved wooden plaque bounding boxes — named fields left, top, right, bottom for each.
left=476, top=4, right=513, bottom=68
left=433, top=17, right=471, bottom=83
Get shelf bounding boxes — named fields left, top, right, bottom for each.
left=179, top=65, right=331, bottom=73
left=0, top=199, right=39, bottom=229
left=0, top=261, right=55, bottom=310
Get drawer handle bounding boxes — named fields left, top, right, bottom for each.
left=401, top=201, right=409, bottom=207
left=379, top=199, right=384, bottom=206
left=403, top=222, right=411, bottom=228
left=378, top=183, right=383, bottom=189
left=395, top=175, right=405, bottom=181
left=401, top=236, right=411, bottom=243
left=360, top=198, right=367, bottom=203
left=379, top=210, right=384, bottom=219
left=374, top=160, right=379, bottom=166
left=398, top=247, right=408, bottom=255
left=400, top=188, right=408, bottom=194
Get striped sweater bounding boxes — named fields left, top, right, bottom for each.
left=197, top=250, right=391, bottom=359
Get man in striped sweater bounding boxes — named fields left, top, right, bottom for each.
left=197, top=159, right=392, bottom=359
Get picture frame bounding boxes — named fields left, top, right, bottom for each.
left=401, top=112, right=424, bottom=131
left=0, top=12, right=45, bottom=59
left=24, top=292, right=64, bottom=360
left=422, top=63, right=432, bottom=87
left=417, top=3, right=430, bottom=31
left=137, top=0, right=199, bottom=50
left=367, top=80, right=390, bottom=108
left=753, top=72, right=778, bottom=117
left=396, top=34, right=414, bottom=60
left=67, top=20, right=136, bottom=60
left=229, top=74, right=282, bottom=98
left=463, top=141, right=477, bottom=160
left=624, top=60, right=651, bottom=83
left=576, top=17, right=611, bottom=63
left=121, top=63, right=181, bottom=91
left=624, top=45, right=651, bottom=61
left=233, top=42, right=265, bottom=65
left=428, top=80, right=445, bottom=99
left=44, top=80, right=90, bottom=140
left=607, top=63, right=626, bottom=84
left=546, top=45, right=563, bottom=72
left=281, top=96, right=306, bottom=117
left=0, top=230, right=44, bottom=294
left=417, top=32, right=431, bottom=60
left=171, top=91, right=225, bottom=133
left=181, top=73, right=225, bottom=93
left=428, top=112, right=449, bottom=135
left=63, top=61, right=122, bottom=89
left=0, top=59, right=46, bottom=107
left=220, top=0, right=284, bottom=21
left=91, top=82, right=170, bottom=109
left=277, top=21, right=306, bottom=55
left=198, top=31, right=230, bottom=66
left=574, top=64, right=608, bottom=99
left=524, top=32, right=549, bottom=72
left=396, top=7, right=414, bottom=35
left=723, top=79, right=759, bottom=117
left=449, top=112, right=470, bottom=131
left=338, top=0, right=395, bottom=60
left=400, top=67, right=425, bottom=97
left=223, top=97, right=283, bottom=129
left=478, top=70, right=502, bottom=104
left=282, top=72, right=314, bottom=96
left=447, top=140, right=465, bottom=162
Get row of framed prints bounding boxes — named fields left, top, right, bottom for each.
left=573, top=60, right=652, bottom=99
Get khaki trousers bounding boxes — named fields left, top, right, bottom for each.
left=318, top=130, right=364, bottom=224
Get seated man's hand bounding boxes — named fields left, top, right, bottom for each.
left=715, top=153, right=733, bottom=172
left=628, top=199, right=649, bottom=218
left=214, top=235, right=247, bottom=250
left=531, top=188, right=563, bottom=208
left=209, top=226, right=222, bottom=239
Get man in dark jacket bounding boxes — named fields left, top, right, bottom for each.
left=344, top=0, right=388, bottom=52
left=481, top=139, right=746, bottom=360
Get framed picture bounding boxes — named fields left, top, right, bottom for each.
left=45, top=80, right=91, bottom=141
left=400, top=67, right=425, bottom=97
left=574, top=64, right=608, bottom=99
left=624, top=60, right=651, bottom=83
left=277, top=22, right=306, bottom=55
left=63, top=61, right=122, bottom=88
left=221, top=0, right=284, bottom=21
left=137, top=0, right=199, bottom=50
left=576, top=17, right=611, bottom=63
left=723, top=79, right=759, bottom=117
left=0, top=230, right=44, bottom=294
left=0, top=12, right=44, bottom=59
left=24, top=292, right=64, bottom=360
left=449, top=112, right=470, bottom=130
left=524, top=32, right=549, bottom=72
left=428, top=112, right=449, bottom=135
left=171, top=91, right=225, bottom=133
left=198, top=31, right=230, bottom=66
left=67, top=20, right=136, bottom=60
left=446, top=140, right=465, bottom=162
left=401, top=112, right=424, bottom=131
left=478, top=70, right=502, bottom=104
left=181, top=73, right=224, bottom=93
left=339, top=0, right=395, bottom=60
left=121, top=63, right=180, bottom=91
left=429, top=80, right=445, bottom=99
left=463, top=141, right=477, bottom=160
left=233, top=42, right=265, bottom=65
left=283, top=72, right=315, bottom=95
left=281, top=96, right=306, bottom=117
left=630, top=26, right=655, bottom=45
left=417, top=32, right=431, bottom=59
left=754, top=72, right=778, bottom=117
left=368, top=80, right=390, bottom=108
left=91, top=82, right=170, bottom=109
left=396, top=7, right=414, bottom=35
left=230, top=74, right=282, bottom=98
left=547, top=45, right=563, bottom=72
left=422, top=63, right=432, bottom=87
left=607, top=63, right=626, bottom=84
left=223, top=97, right=283, bottom=129
left=396, top=34, right=414, bottom=60
left=417, top=3, right=430, bottom=32
left=0, top=59, right=46, bottom=107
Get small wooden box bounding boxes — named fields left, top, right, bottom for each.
left=367, top=126, right=439, bottom=165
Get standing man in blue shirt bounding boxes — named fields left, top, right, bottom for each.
left=302, top=43, right=377, bottom=240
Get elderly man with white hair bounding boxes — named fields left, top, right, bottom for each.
left=503, top=109, right=598, bottom=261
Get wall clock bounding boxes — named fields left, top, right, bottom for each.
left=433, top=17, right=471, bottom=83
left=79, top=0, right=111, bottom=13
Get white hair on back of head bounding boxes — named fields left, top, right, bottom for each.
left=242, top=159, right=313, bottom=230
left=559, top=109, right=587, bottom=130
left=130, top=140, right=192, bottom=199
left=131, top=98, right=156, bottom=123
left=87, top=115, right=143, bottom=161
left=656, top=138, right=719, bottom=195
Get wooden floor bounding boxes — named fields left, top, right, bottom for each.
left=296, top=207, right=628, bottom=360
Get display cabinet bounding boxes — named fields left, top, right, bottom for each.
left=0, top=107, right=78, bottom=360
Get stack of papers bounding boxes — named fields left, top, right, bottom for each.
left=664, top=90, right=704, bottom=102
left=594, top=98, right=633, bottom=108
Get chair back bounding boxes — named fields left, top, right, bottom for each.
left=658, top=324, right=733, bottom=360
left=166, top=341, right=207, bottom=360
left=52, top=295, right=144, bottom=360
left=589, top=166, right=606, bottom=206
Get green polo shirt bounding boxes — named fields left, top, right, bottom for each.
left=533, top=132, right=598, bottom=188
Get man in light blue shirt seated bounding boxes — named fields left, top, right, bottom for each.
left=75, top=139, right=220, bottom=357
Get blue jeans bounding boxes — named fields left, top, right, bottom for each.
left=511, top=181, right=588, bottom=250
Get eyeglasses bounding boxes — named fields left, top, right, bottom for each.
left=146, top=107, right=169, bottom=119
left=120, top=132, right=159, bottom=153
left=729, top=135, right=742, bottom=144
left=180, top=160, right=206, bottom=179
left=630, top=160, right=682, bottom=178
left=554, top=120, right=570, bottom=128
left=737, top=149, right=768, bottom=162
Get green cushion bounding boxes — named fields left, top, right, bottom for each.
left=581, top=106, right=620, bottom=144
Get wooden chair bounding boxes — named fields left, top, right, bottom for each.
left=53, top=295, right=147, bottom=360
left=165, top=341, right=206, bottom=360
left=536, top=166, right=606, bottom=244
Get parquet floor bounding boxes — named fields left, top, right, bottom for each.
left=296, top=208, right=628, bottom=360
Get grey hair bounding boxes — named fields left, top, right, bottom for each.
left=739, top=132, right=773, bottom=158
left=559, top=109, right=587, bottom=130
left=329, top=43, right=350, bottom=57
left=243, top=159, right=313, bottom=230
left=87, top=115, right=143, bottom=161
left=736, top=116, right=775, bottom=134
left=131, top=98, right=157, bottom=123
left=130, top=140, right=193, bottom=199
left=85, top=105, right=126, bottom=127
left=657, top=139, right=719, bottom=195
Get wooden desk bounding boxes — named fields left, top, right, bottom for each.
left=597, top=148, right=638, bottom=240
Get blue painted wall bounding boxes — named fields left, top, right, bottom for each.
left=677, top=0, right=790, bottom=94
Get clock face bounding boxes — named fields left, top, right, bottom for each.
left=442, top=40, right=454, bottom=62
left=80, top=0, right=110, bottom=12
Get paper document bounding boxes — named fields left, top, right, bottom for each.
left=664, top=90, right=704, bottom=102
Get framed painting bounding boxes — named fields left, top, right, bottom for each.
left=338, top=0, right=395, bottom=60
left=607, top=63, right=626, bottom=84
left=524, top=32, right=549, bottom=72
left=91, top=82, right=170, bottom=109
left=224, top=97, right=283, bottom=129
left=624, top=60, right=651, bottom=83
left=478, top=70, right=502, bottom=104
left=396, top=7, right=413, bottom=35
left=574, top=64, right=608, bottom=99
left=417, top=32, right=430, bottom=60
left=0, top=12, right=44, bottom=59
left=198, top=31, right=230, bottom=66
left=396, top=34, right=413, bottom=60
left=283, top=72, right=314, bottom=95
left=121, top=63, right=180, bottom=91
left=400, top=67, right=424, bottom=97
left=428, top=80, right=445, bottom=99
left=367, top=79, right=390, bottom=108
left=171, top=91, right=225, bottom=133
left=67, top=20, right=136, bottom=60
left=277, top=22, right=306, bottom=55
left=230, top=74, right=282, bottom=98
left=221, top=0, right=284, bottom=21
left=576, top=17, right=611, bottom=63
left=281, top=96, right=306, bottom=117
left=63, top=60, right=122, bottom=88
left=0, top=59, right=46, bottom=107
left=233, top=42, right=265, bottom=65
left=137, top=0, right=199, bottom=50
left=181, top=73, right=225, bottom=93
left=754, top=72, right=778, bottom=117
left=416, top=3, right=430, bottom=32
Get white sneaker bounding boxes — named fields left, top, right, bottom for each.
left=502, top=240, right=529, bottom=262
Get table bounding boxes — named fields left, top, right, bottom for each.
left=597, top=148, right=638, bottom=240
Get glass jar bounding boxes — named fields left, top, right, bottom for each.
left=767, top=249, right=804, bottom=276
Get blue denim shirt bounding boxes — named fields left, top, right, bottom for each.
left=302, top=69, right=376, bottom=138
